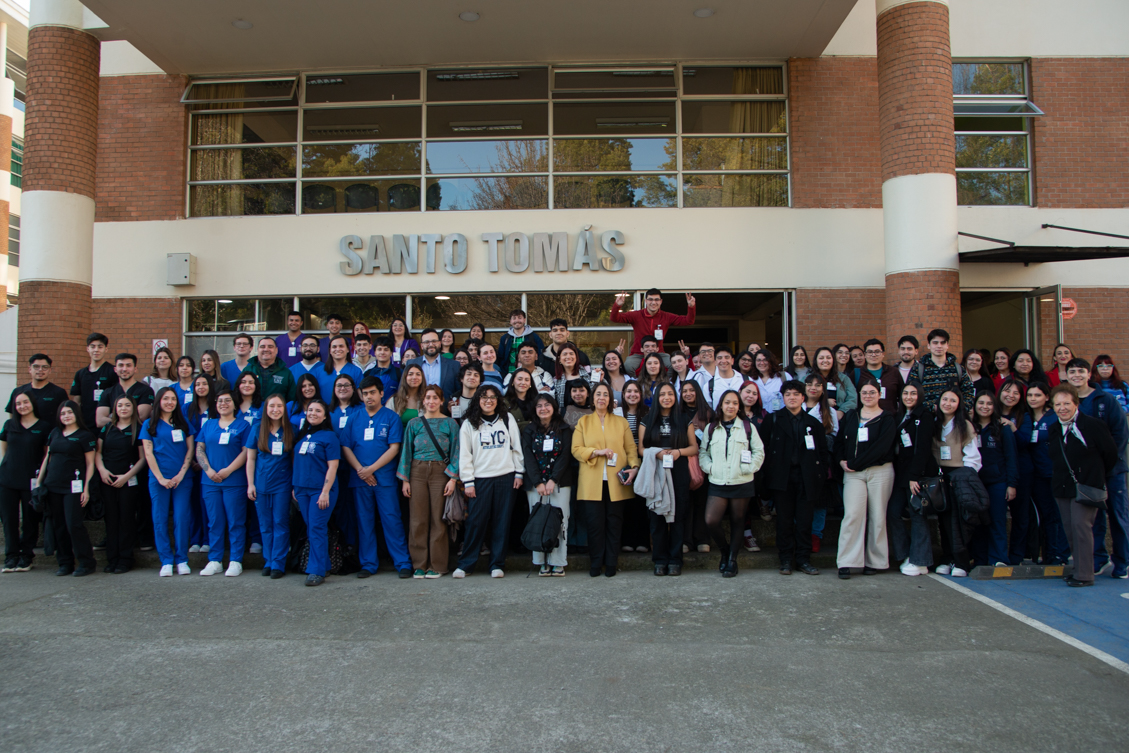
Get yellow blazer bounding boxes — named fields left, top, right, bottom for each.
left=571, top=411, right=641, bottom=502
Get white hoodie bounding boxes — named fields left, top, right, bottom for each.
left=458, top=412, right=524, bottom=488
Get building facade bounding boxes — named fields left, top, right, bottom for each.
left=14, top=0, right=1129, bottom=383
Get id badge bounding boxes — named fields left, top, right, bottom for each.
left=940, top=446, right=952, bottom=461
left=30, top=477, right=38, bottom=491
left=392, top=351, right=401, bottom=363
left=271, top=441, right=284, bottom=456
left=299, top=441, right=310, bottom=455
left=339, top=416, right=349, bottom=429
left=974, top=434, right=982, bottom=448
left=740, top=449, right=753, bottom=464
left=183, top=393, right=192, bottom=404
left=606, top=453, right=617, bottom=467
left=364, top=427, right=375, bottom=441
left=662, top=454, right=674, bottom=469
left=1031, top=430, right=1039, bottom=443
left=245, top=415, right=254, bottom=425
left=901, top=430, right=912, bottom=448
left=880, top=387, right=886, bottom=399
left=289, top=346, right=297, bottom=357
left=71, top=479, right=83, bottom=493
left=93, top=388, right=104, bottom=401
left=127, top=475, right=138, bottom=487
left=543, top=437, right=554, bottom=452
left=804, top=435, right=816, bottom=450
left=857, top=427, right=869, bottom=443
left=654, top=327, right=663, bottom=341
left=219, top=432, right=231, bottom=445
left=171, top=429, right=184, bottom=443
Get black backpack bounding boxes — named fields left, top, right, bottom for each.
left=521, top=499, right=564, bottom=553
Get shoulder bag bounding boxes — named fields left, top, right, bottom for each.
left=1057, top=434, right=1108, bottom=509
left=521, top=496, right=564, bottom=554
left=420, top=418, right=467, bottom=527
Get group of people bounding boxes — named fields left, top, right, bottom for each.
left=1, top=289, right=1125, bottom=589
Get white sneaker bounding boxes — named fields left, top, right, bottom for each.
left=682, top=545, right=690, bottom=553
left=951, top=566, right=968, bottom=577
left=697, top=544, right=710, bottom=553
left=159, top=565, right=173, bottom=577
left=900, top=561, right=923, bottom=576
left=994, top=561, right=1009, bottom=567
left=1095, top=561, right=1113, bottom=577
left=451, top=568, right=466, bottom=579
left=200, top=561, right=223, bottom=576
left=249, top=543, right=262, bottom=554
left=176, top=562, right=191, bottom=575
left=188, top=545, right=201, bottom=553
left=490, top=568, right=505, bottom=578
left=225, top=562, right=243, bottom=577
left=935, top=563, right=952, bottom=575
left=200, top=545, right=210, bottom=553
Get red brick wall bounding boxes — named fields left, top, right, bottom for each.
left=876, top=2, right=954, bottom=181
left=18, top=281, right=94, bottom=381
left=96, top=75, right=189, bottom=222
left=24, top=27, right=100, bottom=197
left=796, top=288, right=886, bottom=350
left=885, top=269, right=963, bottom=355
left=789, top=57, right=882, bottom=208
left=92, top=297, right=183, bottom=364
left=1030, top=58, right=1129, bottom=208
left=1061, top=288, right=1129, bottom=367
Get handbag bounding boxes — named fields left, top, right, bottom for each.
left=688, top=455, right=705, bottom=490
left=419, top=417, right=467, bottom=530
left=31, top=483, right=50, bottom=515
left=521, top=496, right=564, bottom=553
left=1057, top=434, right=1108, bottom=509
left=911, top=472, right=946, bottom=514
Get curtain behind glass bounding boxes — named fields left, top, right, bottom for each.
left=723, top=69, right=785, bottom=206
left=191, top=84, right=246, bottom=216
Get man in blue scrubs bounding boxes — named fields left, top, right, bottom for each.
left=220, top=334, right=255, bottom=389
left=370, top=336, right=402, bottom=398
left=290, top=335, right=323, bottom=381
left=341, top=376, right=411, bottom=579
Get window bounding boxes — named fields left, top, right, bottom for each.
left=186, top=64, right=789, bottom=216
left=10, top=137, right=21, bottom=188
left=953, top=62, right=1041, bottom=206
left=7, top=214, right=18, bottom=268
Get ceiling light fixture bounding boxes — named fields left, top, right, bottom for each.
left=450, top=120, right=523, bottom=132
left=435, top=295, right=451, bottom=300
left=693, top=8, right=715, bottom=18
left=436, top=71, right=519, bottom=81
left=232, top=19, right=254, bottom=29
left=307, top=77, right=345, bottom=86
left=454, top=311, right=468, bottom=316
left=459, top=12, right=480, bottom=21
left=217, top=299, right=233, bottom=304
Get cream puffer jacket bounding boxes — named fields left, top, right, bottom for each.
left=698, top=419, right=765, bottom=487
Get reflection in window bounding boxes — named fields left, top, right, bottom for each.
left=426, top=176, right=547, bottom=210
left=554, top=175, right=677, bottom=208
left=957, top=173, right=1028, bottom=206
left=426, top=140, right=547, bottom=174
left=524, top=293, right=622, bottom=330
left=187, top=299, right=257, bottom=332
left=553, top=101, right=676, bottom=136
left=682, top=67, right=784, bottom=96
left=426, top=103, right=549, bottom=138
left=682, top=174, right=788, bottom=207
left=191, top=111, right=298, bottom=145
left=952, top=63, right=1025, bottom=96
left=553, top=138, right=674, bottom=172
left=412, top=295, right=523, bottom=331
left=190, top=183, right=296, bottom=217
left=303, top=107, right=422, bottom=141
left=305, top=72, right=420, bottom=103
left=299, top=297, right=407, bottom=331
left=300, top=180, right=436, bottom=213
left=191, top=147, right=296, bottom=181
left=682, top=138, right=787, bottom=171
left=302, top=142, right=421, bottom=177
left=682, top=101, right=786, bottom=134
left=427, top=68, right=548, bottom=101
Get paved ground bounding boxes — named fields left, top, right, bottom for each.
left=1, top=567, right=1126, bottom=753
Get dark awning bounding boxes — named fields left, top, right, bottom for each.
left=959, top=246, right=1129, bottom=264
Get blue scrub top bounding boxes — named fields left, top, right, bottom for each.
left=292, top=428, right=341, bottom=490
left=172, top=381, right=195, bottom=411
left=238, top=406, right=263, bottom=427
left=140, top=418, right=193, bottom=478
left=315, top=363, right=364, bottom=403
left=1019, top=412, right=1055, bottom=479
left=196, top=417, right=251, bottom=488
left=275, top=333, right=304, bottom=367
left=344, top=406, right=403, bottom=488
left=331, top=403, right=362, bottom=440
left=220, top=360, right=244, bottom=390
left=290, top=360, right=322, bottom=382
left=244, top=420, right=293, bottom=494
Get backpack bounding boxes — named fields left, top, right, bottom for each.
left=914, top=360, right=964, bottom=384
left=294, top=527, right=346, bottom=574
left=521, top=498, right=564, bottom=553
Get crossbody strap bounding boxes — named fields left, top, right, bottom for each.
left=420, top=418, right=451, bottom=466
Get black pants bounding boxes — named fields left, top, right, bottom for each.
left=135, top=468, right=154, bottom=548
left=938, top=471, right=972, bottom=570
left=621, top=495, right=650, bottom=549
left=887, top=483, right=934, bottom=566
left=457, top=473, right=515, bottom=573
left=686, top=482, right=710, bottom=547
left=585, top=482, right=624, bottom=570
left=773, top=467, right=814, bottom=567
left=49, top=491, right=95, bottom=571
left=649, top=457, right=691, bottom=566
left=0, top=484, right=38, bottom=566
left=103, top=482, right=140, bottom=568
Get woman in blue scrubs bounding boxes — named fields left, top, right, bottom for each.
left=141, top=387, right=195, bottom=577
left=246, top=394, right=294, bottom=579
left=235, top=372, right=263, bottom=425
left=317, top=335, right=363, bottom=403
left=330, top=374, right=362, bottom=551
left=292, top=399, right=341, bottom=586
left=195, top=389, right=251, bottom=577
left=288, top=374, right=320, bottom=430
left=172, top=356, right=197, bottom=411
left=185, top=373, right=215, bottom=553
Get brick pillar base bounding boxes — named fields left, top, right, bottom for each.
left=17, top=280, right=93, bottom=380
left=885, top=269, right=962, bottom=354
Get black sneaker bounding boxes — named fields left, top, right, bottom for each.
left=397, top=568, right=412, bottom=579
left=357, top=570, right=372, bottom=579
left=779, top=564, right=792, bottom=575
left=305, top=574, right=325, bottom=586
left=798, top=562, right=820, bottom=576
left=55, top=566, right=74, bottom=576
left=838, top=568, right=851, bottom=580
left=113, top=565, right=131, bottom=574
left=15, top=560, right=33, bottom=572
left=102, top=565, right=116, bottom=574
left=862, top=566, right=880, bottom=576
left=653, top=564, right=667, bottom=576
left=668, top=564, right=682, bottom=576
left=73, top=568, right=94, bottom=577
left=270, top=569, right=285, bottom=579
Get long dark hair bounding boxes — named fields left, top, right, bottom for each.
left=813, top=346, right=837, bottom=381
left=755, top=348, right=783, bottom=380
left=554, top=343, right=583, bottom=380
left=185, top=374, right=216, bottom=424
left=175, top=355, right=196, bottom=383
left=296, top=399, right=335, bottom=439
left=9, top=389, right=41, bottom=420
left=148, top=387, right=191, bottom=436
left=258, top=394, right=294, bottom=453
left=465, top=384, right=505, bottom=429
left=504, top=367, right=536, bottom=420
left=785, top=345, right=810, bottom=378
left=639, top=353, right=668, bottom=392
left=933, top=388, right=972, bottom=447
left=991, top=347, right=1012, bottom=376
left=294, top=373, right=320, bottom=414
left=56, top=399, right=90, bottom=433
left=641, top=383, right=688, bottom=450
left=200, top=349, right=224, bottom=382
left=803, top=373, right=834, bottom=435
left=235, top=372, right=263, bottom=409
left=150, top=347, right=175, bottom=380
left=972, top=389, right=1004, bottom=443
left=110, top=394, right=141, bottom=436
left=332, top=374, right=362, bottom=408
left=531, top=394, right=564, bottom=434
left=678, top=378, right=713, bottom=427
left=996, top=376, right=1029, bottom=427
left=706, top=389, right=752, bottom=444
left=619, top=380, right=644, bottom=416
left=324, top=335, right=351, bottom=372
left=832, top=343, right=851, bottom=373
left=1009, top=348, right=1049, bottom=385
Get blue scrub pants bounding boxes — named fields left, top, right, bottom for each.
left=457, top=473, right=515, bottom=573
left=150, top=475, right=193, bottom=567
left=1092, top=472, right=1128, bottom=576
left=255, top=489, right=291, bottom=572
left=971, top=480, right=1009, bottom=566
left=1007, top=477, right=1031, bottom=564
left=295, top=485, right=338, bottom=577
left=1031, top=476, right=1069, bottom=564
left=354, top=484, right=411, bottom=573
left=203, top=485, right=248, bottom=563
left=188, top=471, right=209, bottom=547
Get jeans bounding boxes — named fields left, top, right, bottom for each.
left=0, top=484, right=38, bottom=566
left=295, top=485, right=338, bottom=576
left=887, top=483, right=933, bottom=567
left=254, top=489, right=291, bottom=572
left=971, top=480, right=1010, bottom=566
left=1031, top=476, right=1069, bottom=564
left=528, top=486, right=570, bottom=567
left=1092, top=472, right=1128, bottom=576
left=49, top=491, right=95, bottom=571
left=811, top=507, right=826, bottom=539
left=838, top=464, right=894, bottom=569
left=457, top=473, right=516, bottom=573
left=102, top=481, right=140, bottom=568
left=149, top=475, right=193, bottom=567
left=355, top=484, right=411, bottom=573
left=203, top=484, right=248, bottom=563
left=1009, top=475, right=1032, bottom=564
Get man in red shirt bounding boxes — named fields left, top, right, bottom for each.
left=611, top=288, right=696, bottom=375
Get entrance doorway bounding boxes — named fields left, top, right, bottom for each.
left=662, top=291, right=785, bottom=359
left=961, top=287, right=1063, bottom=365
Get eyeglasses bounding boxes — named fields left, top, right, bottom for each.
left=864, top=349, right=884, bottom=355
left=479, top=396, right=497, bottom=402
left=421, top=339, right=439, bottom=345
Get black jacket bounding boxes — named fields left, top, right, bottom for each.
left=521, top=422, right=575, bottom=491
left=759, top=409, right=829, bottom=502
left=835, top=410, right=898, bottom=471
left=1049, top=413, right=1118, bottom=500
left=895, top=405, right=938, bottom=483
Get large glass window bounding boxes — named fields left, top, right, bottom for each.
left=10, top=137, right=21, bottom=188
left=953, top=62, right=1040, bottom=206
left=186, top=64, right=789, bottom=216
left=7, top=214, right=18, bottom=268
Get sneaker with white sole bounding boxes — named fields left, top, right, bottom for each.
left=490, top=568, right=505, bottom=578
left=200, top=545, right=210, bottom=553
left=200, top=561, right=224, bottom=576
left=951, top=566, right=968, bottom=577
left=697, top=544, right=710, bottom=553
left=424, top=570, right=441, bottom=579
left=225, top=562, right=243, bottom=577
left=934, top=563, right=952, bottom=575
left=176, top=562, right=191, bottom=575
left=159, top=565, right=173, bottom=577
left=1095, top=561, right=1113, bottom=577
left=743, top=530, right=760, bottom=552
left=900, top=561, right=924, bottom=576
left=993, top=561, right=1009, bottom=567
left=188, top=545, right=201, bottom=553
left=249, top=543, right=263, bottom=554
left=451, top=568, right=466, bottom=579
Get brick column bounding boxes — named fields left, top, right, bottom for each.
left=20, top=0, right=99, bottom=380
left=877, top=0, right=961, bottom=352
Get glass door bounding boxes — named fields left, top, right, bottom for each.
left=1023, top=285, right=1062, bottom=365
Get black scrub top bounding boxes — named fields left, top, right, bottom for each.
left=71, top=363, right=119, bottom=429
left=44, top=428, right=97, bottom=494
left=0, top=418, right=52, bottom=490
left=6, top=383, right=70, bottom=428
left=99, top=423, right=142, bottom=475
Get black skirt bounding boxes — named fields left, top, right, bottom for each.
left=708, top=479, right=756, bottom=499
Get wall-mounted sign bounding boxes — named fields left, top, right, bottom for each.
left=338, top=228, right=625, bottom=276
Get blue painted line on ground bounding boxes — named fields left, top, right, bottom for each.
left=957, top=576, right=1129, bottom=664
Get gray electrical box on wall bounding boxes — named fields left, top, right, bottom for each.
left=167, top=253, right=197, bottom=286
